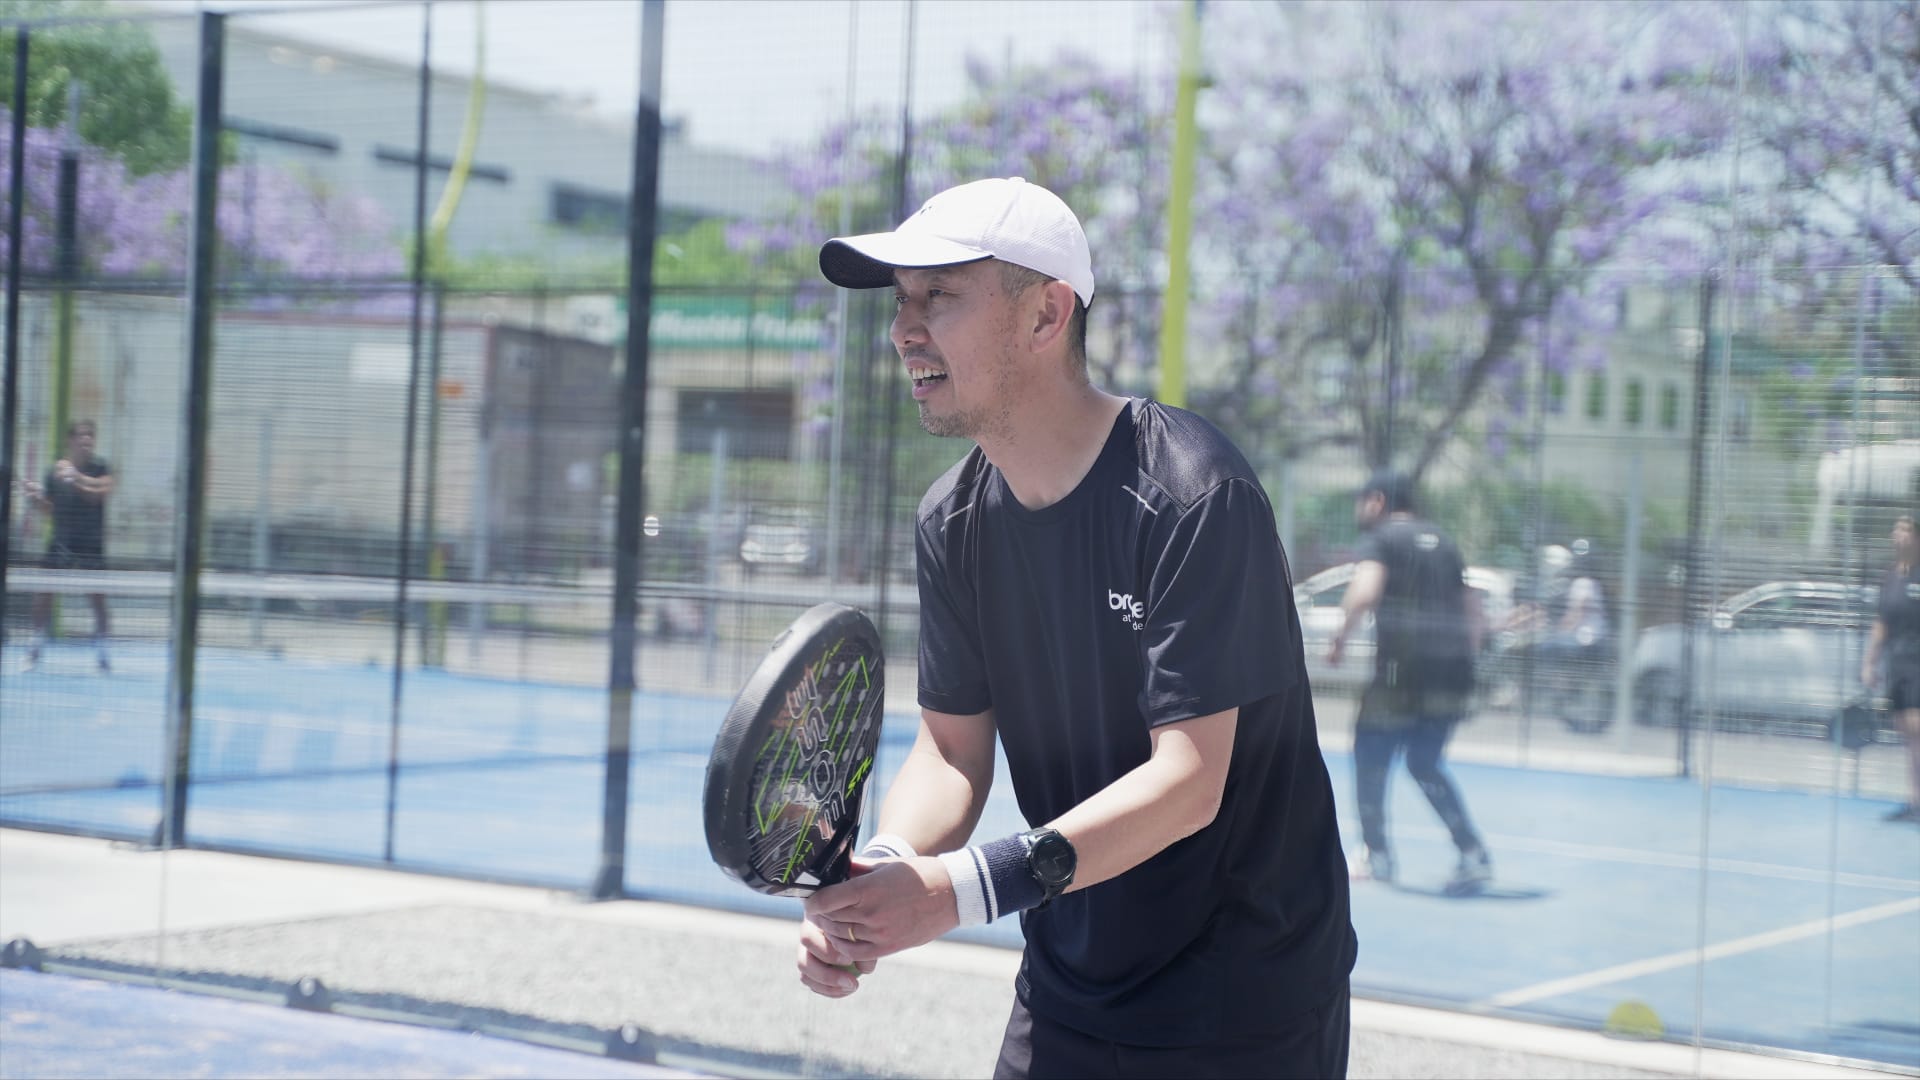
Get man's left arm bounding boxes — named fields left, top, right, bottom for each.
left=1044, top=708, right=1235, bottom=890
left=71, top=465, right=114, bottom=501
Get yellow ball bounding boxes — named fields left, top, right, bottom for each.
left=1605, top=999, right=1664, bottom=1041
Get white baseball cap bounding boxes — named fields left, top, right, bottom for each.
left=819, top=177, right=1095, bottom=306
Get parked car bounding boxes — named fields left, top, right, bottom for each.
left=739, top=507, right=820, bottom=575
left=1294, top=562, right=1515, bottom=694
left=1628, top=580, right=1891, bottom=741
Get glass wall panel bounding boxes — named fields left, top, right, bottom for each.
left=3, top=1, right=1914, bottom=1072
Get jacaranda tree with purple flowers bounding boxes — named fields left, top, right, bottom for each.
left=1754, top=0, right=1919, bottom=296
left=2, top=112, right=402, bottom=283
left=1195, top=0, right=1733, bottom=482
left=731, top=51, right=1168, bottom=387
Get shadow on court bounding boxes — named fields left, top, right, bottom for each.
left=1386, top=884, right=1555, bottom=902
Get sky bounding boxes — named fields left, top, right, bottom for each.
left=129, top=0, right=1174, bottom=158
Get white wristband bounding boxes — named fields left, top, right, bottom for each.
left=938, top=848, right=991, bottom=928
left=859, top=833, right=918, bottom=860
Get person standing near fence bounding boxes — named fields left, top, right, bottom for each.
left=20, top=420, right=115, bottom=672
left=794, top=177, right=1356, bottom=1079
left=1864, top=513, right=1920, bottom=824
left=1329, top=470, right=1491, bottom=894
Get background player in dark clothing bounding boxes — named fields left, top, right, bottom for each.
left=1864, top=514, right=1919, bottom=823
left=20, top=419, right=114, bottom=671
left=1329, top=471, right=1490, bottom=894
left=796, top=178, right=1356, bottom=1079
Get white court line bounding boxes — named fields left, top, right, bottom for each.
left=1484, top=831, right=1920, bottom=892
left=1477, top=894, right=1920, bottom=1009
left=1375, top=822, right=1920, bottom=892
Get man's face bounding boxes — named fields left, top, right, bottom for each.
left=1355, top=492, right=1385, bottom=530
left=890, top=262, right=1028, bottom=441
left=68, top=427, right=95, bottom=460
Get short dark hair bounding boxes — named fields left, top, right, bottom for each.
left=1361, top=470, right=1418, bottom=513
left=67, top=419, right=96, bottom=438
left=997, top=261, right=1088, bottom=366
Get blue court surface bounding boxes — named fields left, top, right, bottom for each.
left=0, top=969, right=694, bottom=1079
left=3, top=644, right=1917, bottom=1068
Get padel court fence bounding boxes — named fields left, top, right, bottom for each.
left=3, top=1, right=1917, bottom=1071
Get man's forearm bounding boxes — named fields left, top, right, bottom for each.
left=875, top=742, right=991, bottom=857
left=1043, top=708, right=1236, bottom=894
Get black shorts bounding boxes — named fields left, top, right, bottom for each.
left=44, top=542, right=105, bottom=571
left=1357, top=681, right=1470, bottom=730
left=992, top=981, right=1350, bottom=1080
left=1890, top=660, right=1920, bottom=713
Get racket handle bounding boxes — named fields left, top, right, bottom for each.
left=825, top=840, right=855, bottom=883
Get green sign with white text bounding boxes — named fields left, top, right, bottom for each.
left=614, top=295, right=827, bottom=350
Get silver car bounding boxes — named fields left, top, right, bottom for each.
left=1628, top=580, right=1889, bottom=741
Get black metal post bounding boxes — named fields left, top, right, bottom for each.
left=162, top=12, right=225, bottom=849
left=1518, top=298, right=1552, bottom=763
left=420, top=280, right=446, bottom=668
left=49, top=84, right=77, bottom=452
left=1381, top=253, right=1402, bottom=468
left=385, top=1, right=434, bottom=864
left=1, top=30, right=29, bottom=641
left=1677, top=272, right=1717, bottom=779
left=592, top=0, right=665, bottom=901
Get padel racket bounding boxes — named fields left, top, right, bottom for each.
left=703, top=602, right=884, bottom=896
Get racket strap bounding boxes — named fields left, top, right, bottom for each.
left=939, top=835, right=1044, bottom=927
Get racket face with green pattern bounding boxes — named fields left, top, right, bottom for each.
left=703, top=602, right=885, bottom=896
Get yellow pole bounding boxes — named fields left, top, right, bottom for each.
left=422, top=5, right=485, bottom=666
left=1156, top=0, right=1202, bottom=408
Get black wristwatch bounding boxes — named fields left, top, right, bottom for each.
left=1019, top=827, right=1077, bottom=906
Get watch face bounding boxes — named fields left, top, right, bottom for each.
left=1030, top=831, right=1076, bottom=886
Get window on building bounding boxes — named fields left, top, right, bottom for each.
left=677, top=389, right=794, bottom=460
left=226, top=117, right=340, bottom=154
left=1660, top=383, right=1681, bottom=430
left=1585, top=372, right=1609, bottom=422
left=1623, top=378, right=1644, bottom=427
left=552, top=184, right=629, bottom=233
left=372, top=145, right=510, bottom=183
left=1546, top=371, right=1568, bottom=415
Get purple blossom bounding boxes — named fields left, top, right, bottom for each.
left=3, top=110, right=403, bottom=285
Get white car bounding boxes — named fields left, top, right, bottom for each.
left=1293, top=562, right=1514, bottom=692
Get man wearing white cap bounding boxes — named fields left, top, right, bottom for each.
left=798, top=178, right=1355, bottom=1078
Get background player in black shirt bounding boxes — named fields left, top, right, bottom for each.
left=798, top=178, right=1356, bottom=1079
left=1864, top=513, right=1919, bottom=823
left=19, top=419, right=114, bottom=671
left=1329, top=471, right=1490, bottom=894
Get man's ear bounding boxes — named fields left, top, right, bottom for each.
left=1026, top=279, right=1075, bottom=354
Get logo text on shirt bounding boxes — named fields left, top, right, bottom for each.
left=1108, top=589, right=1145, bottom=631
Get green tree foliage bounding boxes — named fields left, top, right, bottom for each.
left=1, top=0, right=193, bottom=175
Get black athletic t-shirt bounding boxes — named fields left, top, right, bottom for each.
left=1354, top=515, right=1475, bottom=698
left=1878, top=561, right=1920, bottom=663
left=45, top=459, right=111, bottom=554
left=916, top=399, right=1356, bottom=1046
